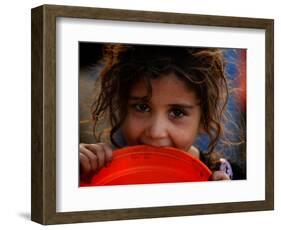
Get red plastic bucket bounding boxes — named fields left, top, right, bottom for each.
left=80, top=145, right=211, bottom=186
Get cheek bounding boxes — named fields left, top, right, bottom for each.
left=121, top=115, right=144, bottom=143
left=172, top=132, right=193, bottom=149
left=170, top=123, right=199, bottom=148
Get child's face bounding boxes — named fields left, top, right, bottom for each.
left=121, top=73, right=201, bottom=153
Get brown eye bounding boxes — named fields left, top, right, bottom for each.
left=169, top=108, right=186, bottom=118
left=134, top=103, right=150, bottom=112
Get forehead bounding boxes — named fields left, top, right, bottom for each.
left=130, top=73, right=198, bottom=103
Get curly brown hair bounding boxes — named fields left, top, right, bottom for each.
left=91, top=44, right=229, bottom=160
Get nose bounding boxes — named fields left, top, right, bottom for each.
left=144, top=114, right=169, bottom=141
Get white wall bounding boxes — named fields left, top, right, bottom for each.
left=0, top=0, right=279, bottom=229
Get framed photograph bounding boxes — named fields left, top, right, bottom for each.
left=31, top=4, right=274, bottom=225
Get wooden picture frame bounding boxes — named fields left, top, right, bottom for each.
left=31, top=4, right=274, bottom=225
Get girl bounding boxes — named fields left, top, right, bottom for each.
left=79, top=44, right=235, bottom=182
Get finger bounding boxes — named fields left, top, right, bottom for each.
left=79, top=152, right=91, bottom=177
left=79, top=143, right=88, bottom=152
left=100, top=143, right=113, bottom=165
left=80, top=143, right=95, bottom=158
left=80, top=147, right=98, bottom=173
left=86, top=144, right=105, bottom=170
left=218, top=171, right=230, bottom=180
left=210, top=171, right=230, bottom=181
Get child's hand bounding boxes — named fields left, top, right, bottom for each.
left=210, top=171, right=230, bottom=181
left=79, top=143, right=113, bottom=181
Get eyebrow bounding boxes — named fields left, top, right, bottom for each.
left=168, top=104, right=195, bottom=109
left=129, top=96, right=145, bottom=100
left=128, top=96, right=196, bottom=109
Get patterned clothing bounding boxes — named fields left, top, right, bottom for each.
left=200, top=151, right=233, bottom=180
